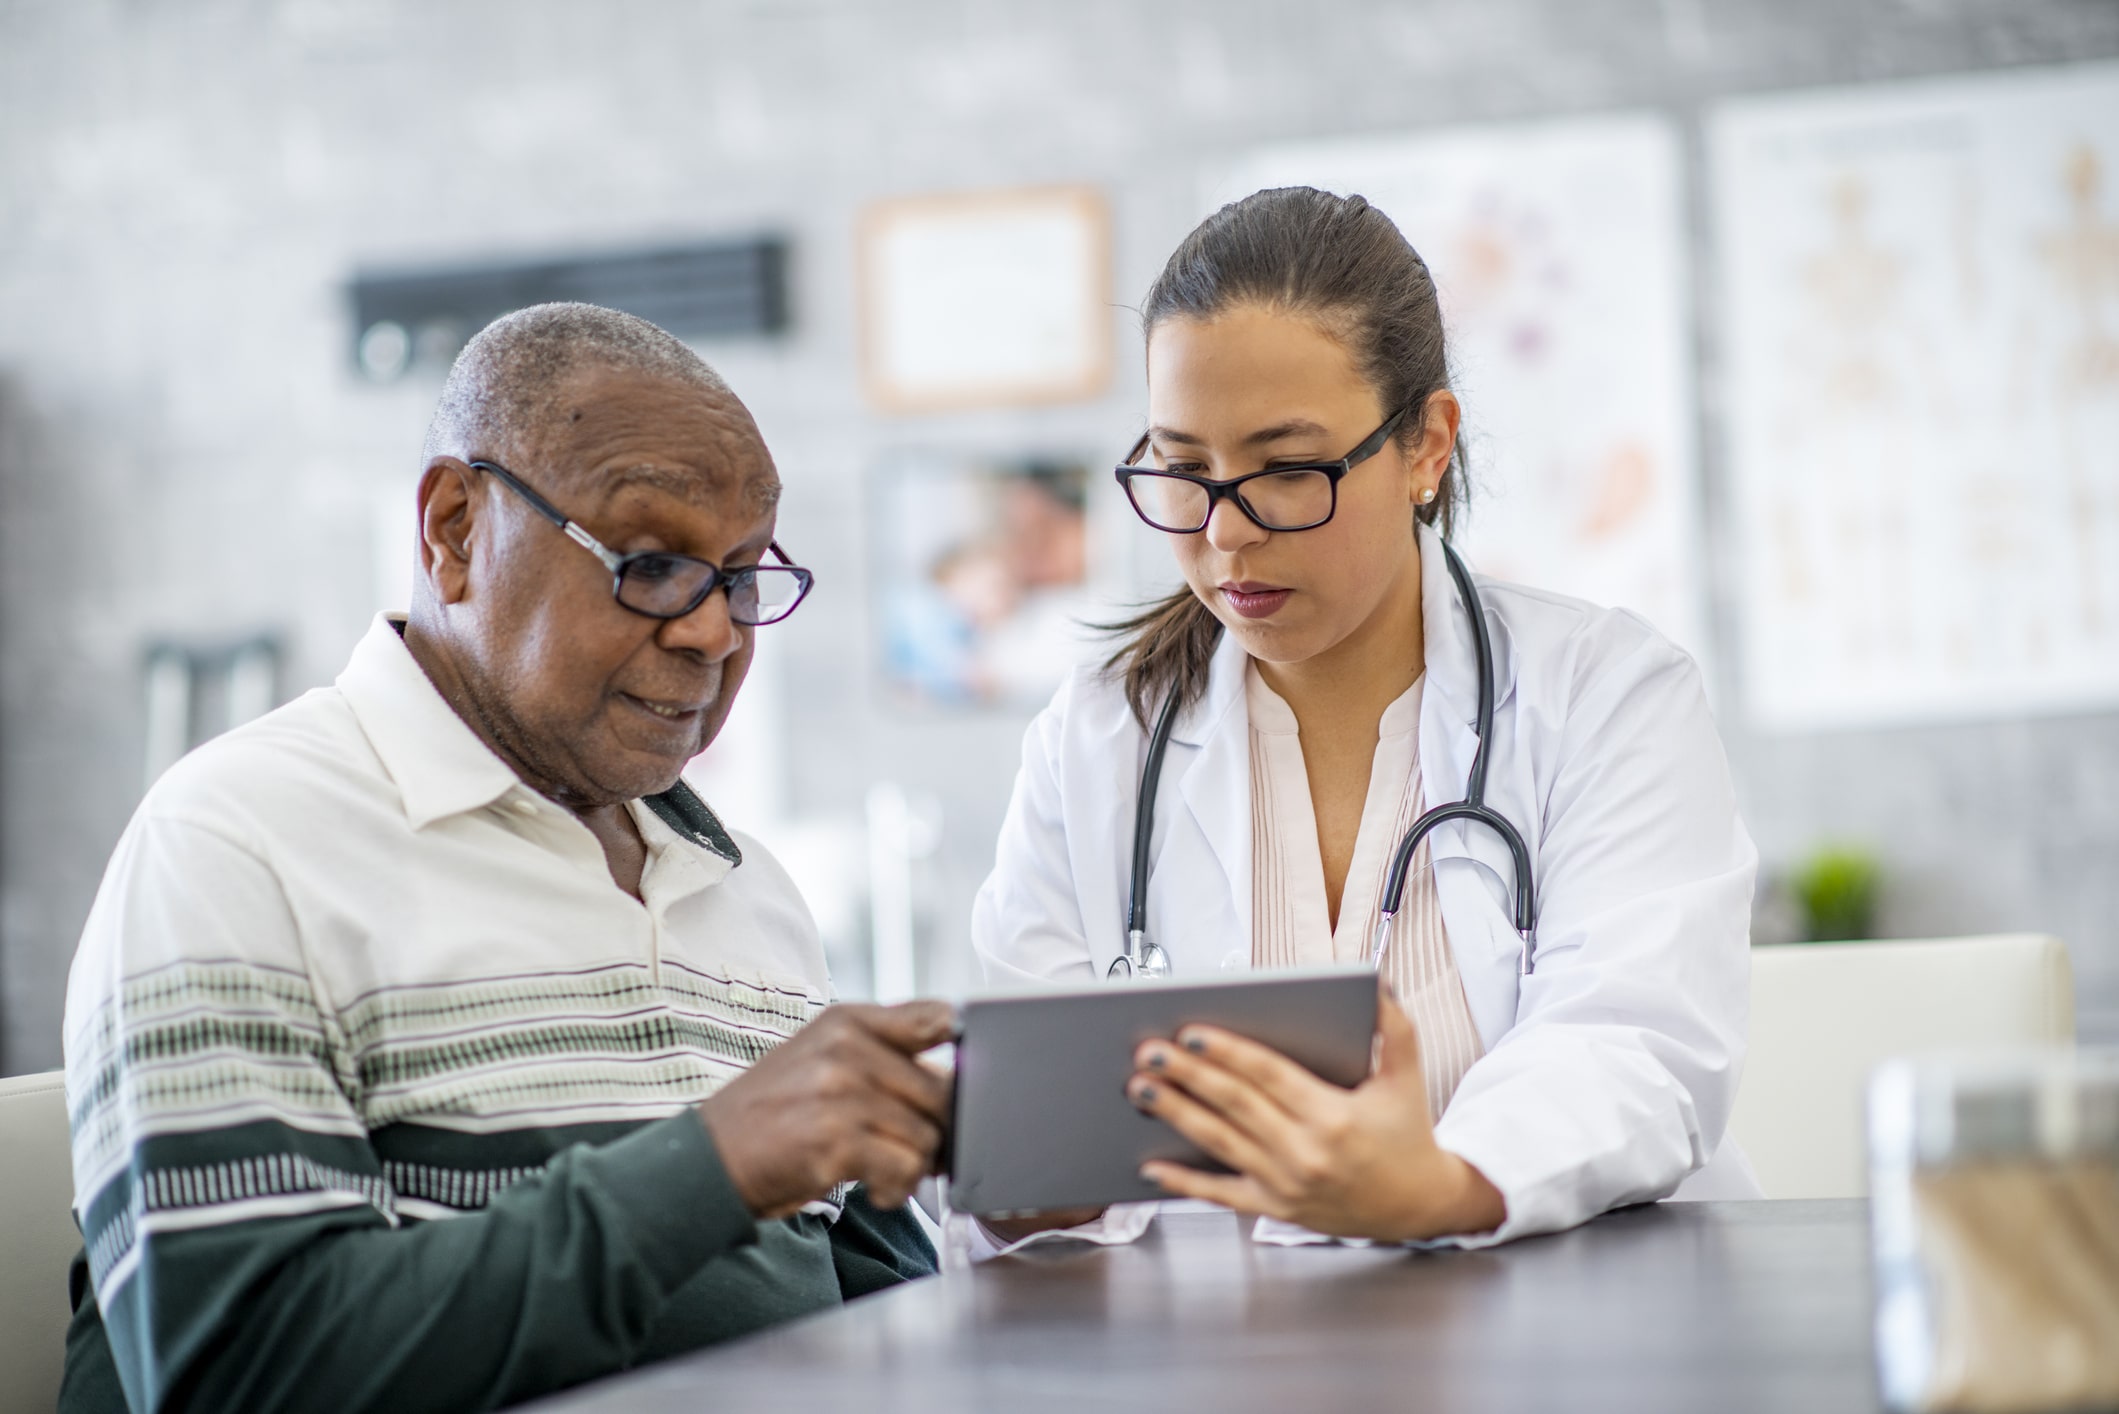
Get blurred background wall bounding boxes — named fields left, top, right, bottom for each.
left=2, top=0, right=2116, bottom=1074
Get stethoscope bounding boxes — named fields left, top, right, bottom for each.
left=1110, top=538, right=1538, bottom=982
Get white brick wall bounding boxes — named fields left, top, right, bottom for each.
left=2, top=0, right=2117, bottom=1070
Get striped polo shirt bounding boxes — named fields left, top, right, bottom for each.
left=59, top=614, right=910, bottom=1413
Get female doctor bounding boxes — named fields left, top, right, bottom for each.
left=970, top=187, right=1760, bottom=1248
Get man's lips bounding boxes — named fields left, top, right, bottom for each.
left=617, top=692, right=710, bottom=725
left=617, top=663, right=724, bottom=732
left=1220, top=582, right=1292, bottom=619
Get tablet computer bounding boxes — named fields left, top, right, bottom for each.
left=946, top=968, right=1378, bottom=1216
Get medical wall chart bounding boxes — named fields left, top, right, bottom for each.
left=1712, top=62, right=2119, bottom=730
left=1215, top=114, right=1710, bottom=675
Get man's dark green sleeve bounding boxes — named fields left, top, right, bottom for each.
left=75, top=1111, right=757, bottom=1414
left=827, top=1188, right=938, bottom=1299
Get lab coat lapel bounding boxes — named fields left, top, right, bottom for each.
left=1164, top=632, right=1252, bottom=967
left=1417, top=522, right=1528, bottom=1049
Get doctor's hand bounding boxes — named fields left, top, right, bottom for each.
left=699, top=1000, right=956, bottom=1220
left=1126, top=986, right=1506, bottom=1243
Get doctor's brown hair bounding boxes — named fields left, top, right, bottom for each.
left=1104, top=186, right=1467, bottom=727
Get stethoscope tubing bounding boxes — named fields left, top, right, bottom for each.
left=1118, top=538, right=1536, bottom=981
left=1111, top=690, right=1183, bottom=980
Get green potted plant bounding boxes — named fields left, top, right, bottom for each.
left=1789, top=843, right=1881, bottom=943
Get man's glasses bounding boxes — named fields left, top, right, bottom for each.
left=471, top=460, right=814, bottom=626
left=1113, top=408, right=1408, bottom=534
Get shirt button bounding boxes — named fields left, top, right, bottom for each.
left=512, top=798, right=538, bottom=816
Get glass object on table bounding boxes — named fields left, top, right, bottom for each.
left=1869, top=1048, right=2119, bottom=1413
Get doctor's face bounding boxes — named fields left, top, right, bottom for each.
left=1141, top=304, right=1450, bottom=670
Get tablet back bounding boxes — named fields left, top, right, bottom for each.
left=948, top=969, right=1377, bottom=1216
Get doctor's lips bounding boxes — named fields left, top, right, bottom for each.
left=1219, top=581, right=1292, bottom=619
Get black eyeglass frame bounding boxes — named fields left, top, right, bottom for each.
left=1113, top=406, right=1411, bottom=534
left=469, top=458, right=814, bottom=626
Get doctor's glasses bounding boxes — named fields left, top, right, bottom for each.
left=1113, top=407, right=1409, bottom=534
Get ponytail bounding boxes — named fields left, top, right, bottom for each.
left=1101, top=589, right=1223, bottom=730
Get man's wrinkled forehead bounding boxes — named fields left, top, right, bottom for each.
left=599, top=458, right=781, bottom=517
left=535, top=367, right=780, bottom=515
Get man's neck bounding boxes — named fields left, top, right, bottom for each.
left=400, top=613, right=541, bottom=789
left=401, top=613, right=651, bottom=900
left=578, top=801, right=649, bottom=902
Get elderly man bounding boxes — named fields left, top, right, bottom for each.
left=60, top=303, right=953, bottom=1413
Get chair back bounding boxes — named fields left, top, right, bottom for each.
left=0, top=1069, right=77, bottom=1414
left=1729, top=934, right=2075, bottom=1199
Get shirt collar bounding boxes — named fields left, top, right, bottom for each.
left=1171, top=626, right=1250, bottom=747
left=336, top=615, right=746, bottom=867
left=337, top=614, right=524, bottom=830
left=639, top=779, right=744, bottom=865
left=629, top=794, right=737, bottom=896
left=1241, top=657, right=1424, bottom=739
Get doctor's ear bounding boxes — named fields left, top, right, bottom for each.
left=1405, top=391, right=1461, bottom=490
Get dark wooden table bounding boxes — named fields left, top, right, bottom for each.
left=534, top=1200, right=1880, bottom=1413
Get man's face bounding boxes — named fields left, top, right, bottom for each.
left=439, top=367, right=781, bottom=808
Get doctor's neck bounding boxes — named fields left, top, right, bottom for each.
left=1250, top=544, right=1425, bottom=735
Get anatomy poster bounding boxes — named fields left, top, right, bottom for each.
left=1217, top=114, right=1710, bottom=672
left=1713, top=62, right=2119, bottom=729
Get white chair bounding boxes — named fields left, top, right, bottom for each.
left=0, top=1069, right=77, bottom=1414
left=1728, top=934, right=2076, bottom=1199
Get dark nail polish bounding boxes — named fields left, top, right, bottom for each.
left=1145, top=1048, right=1167, bottom=1070
left=1183, top=1034, right=1206, bottom=1054
left=1133, top=1082, right=1158, bottom=1106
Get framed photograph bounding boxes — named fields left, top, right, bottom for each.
left=858, top=185, right=1113, bottom=413
left=872, top=454, right=1103, bottom=709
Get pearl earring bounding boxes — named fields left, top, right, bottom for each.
left=1419, top=487, right=1437, bottom=504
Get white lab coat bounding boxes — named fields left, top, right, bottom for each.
left=971, top=521, right=1762, bottom=1246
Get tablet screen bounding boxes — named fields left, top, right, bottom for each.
left=948, top=968, right=1378, bottom=1216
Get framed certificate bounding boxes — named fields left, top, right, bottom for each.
left=859, top=185, right=1113, bottom=413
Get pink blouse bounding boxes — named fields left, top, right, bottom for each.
left=1246, top=664, right=1484, bottom=1122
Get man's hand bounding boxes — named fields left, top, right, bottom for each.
left=698, top=1000, right=956, bottom=1219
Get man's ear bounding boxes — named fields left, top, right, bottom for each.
left=417, top=457, right=480, bottom=606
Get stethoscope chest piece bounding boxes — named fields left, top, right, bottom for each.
left=1108, top=930, right=1171, bottom=981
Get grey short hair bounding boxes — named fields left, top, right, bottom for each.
left=422, top=302, right=736, bottom=466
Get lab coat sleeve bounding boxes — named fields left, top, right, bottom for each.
left=972, top=672, right=1103, bottom=987
left=1431, top=618, right=1756, bottom=1247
